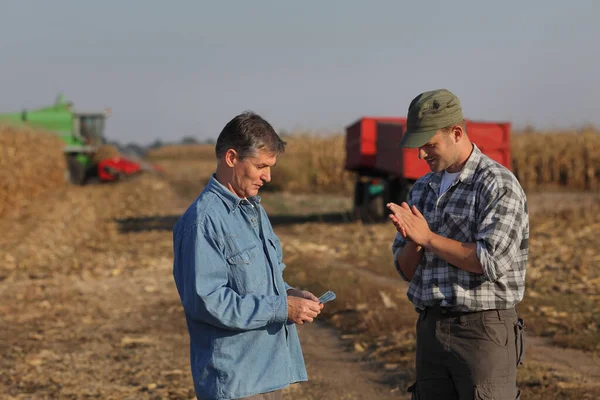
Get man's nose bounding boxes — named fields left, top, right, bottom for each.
left=418, top=147, right=427, bottom=160
left=262, top=168, right=271, bottom=183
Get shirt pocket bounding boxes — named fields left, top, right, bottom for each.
left=441, top=212, right=475, bottom=243
left=226, top=244, right=268, bottom=294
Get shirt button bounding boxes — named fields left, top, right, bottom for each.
left=251, top=218, right=255, bottom=222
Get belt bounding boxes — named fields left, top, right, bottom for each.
left=419, top=305, right=517, bottom=321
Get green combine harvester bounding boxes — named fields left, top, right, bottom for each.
left=0, top=94, right=113, bottom=184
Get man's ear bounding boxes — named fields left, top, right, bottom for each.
left=224, top=149, right=238, bottom=167
left=452, top=124, right=464, bottom=143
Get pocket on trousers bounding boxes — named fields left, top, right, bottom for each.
left=475, top=384, right=520, bottom=399
left=482, top=318, right=509, bottom=347
left=514, top=317, right=526, bottom=367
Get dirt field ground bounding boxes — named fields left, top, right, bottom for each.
left=1, top=166, right=599, bottom=399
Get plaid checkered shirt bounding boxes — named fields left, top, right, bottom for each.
left=392, top=144, right=529, bottom=312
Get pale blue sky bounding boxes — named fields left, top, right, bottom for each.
left=0, top=1, right=598, bottom=144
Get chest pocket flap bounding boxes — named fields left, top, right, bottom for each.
left=226, top=245, right=258, bottom=265
left=226, top=245, right=267, bottom=294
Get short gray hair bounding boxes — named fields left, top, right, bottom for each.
left=215, top=111, right=286, bottom=159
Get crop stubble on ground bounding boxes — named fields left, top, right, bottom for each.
left=0, top=170, right=599, bottom=399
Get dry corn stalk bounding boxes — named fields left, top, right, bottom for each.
left=511, top=130, right=599, bottom=191
left=150, top=130, right=599, bottom=194
left=269, top=132, right=355, bottom=194
left=0, top=124, right=66, bottom=219
left=145, top=144, right=215, bottom=161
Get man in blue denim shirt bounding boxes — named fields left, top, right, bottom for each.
left=173, top=112, right=323, bottom=400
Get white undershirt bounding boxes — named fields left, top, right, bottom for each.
left=439, top=170, right=461, bottom=195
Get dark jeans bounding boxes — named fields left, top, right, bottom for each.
left=409, top=306, right=525, bottom=400
left=236, top=389, right=283, bottom=400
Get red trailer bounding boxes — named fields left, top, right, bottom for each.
left=345, top=116, right=511, bottom=221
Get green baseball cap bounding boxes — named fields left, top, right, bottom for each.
left=399, top=89, right=464, bottom=148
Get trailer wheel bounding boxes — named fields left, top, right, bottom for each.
left=66, top=155, right=87, bottom=185
left=353, top=180, right=385, bottom=223
left=388, top=178, right=411, bottom=206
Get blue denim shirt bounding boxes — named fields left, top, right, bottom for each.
left=172, top=175, right=307, bottom=399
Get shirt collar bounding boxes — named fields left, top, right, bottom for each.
left=207, top=174, right=262, bottom=212
left=457, top=143, right=482, bottom=185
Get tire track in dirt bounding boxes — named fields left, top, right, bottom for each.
left=287, top=322, right=408, bottom=399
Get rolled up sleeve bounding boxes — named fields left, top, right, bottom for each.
left=173, top=223, right=288, bottom=331
left=392, top=232, right=411, bottom=281
left=476, top=185, right=526, bottom=282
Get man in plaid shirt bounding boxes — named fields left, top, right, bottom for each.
left=389, top=89, right=529, bottom=400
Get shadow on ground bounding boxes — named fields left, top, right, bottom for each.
left=269, top=211, right=356, bottom=226
left=114, top=212, right=361, bottom=233
left=115, top=216, right=180, bottom=233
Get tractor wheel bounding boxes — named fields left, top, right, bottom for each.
left=66, top=155, right=87, bottom=185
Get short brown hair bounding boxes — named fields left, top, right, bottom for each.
left=441, top=119, right=467, bottom=134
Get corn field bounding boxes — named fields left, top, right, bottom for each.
left=146, top=143, right=215, bottom=160
left=512, top=130, right=599, bottom=191
left=0, top=125, right=67, bottom=219
left=145, top=129, right=600, bottom=194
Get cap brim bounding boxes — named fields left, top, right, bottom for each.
left=398, top=129, right=437, bottom=148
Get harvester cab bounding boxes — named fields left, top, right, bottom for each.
left=63, top=99, right=112, bottom=184
left=77, top=114, right=106, bottom=147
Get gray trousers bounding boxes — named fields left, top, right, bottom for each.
left=236, top=389, right=283, bottom=400
left=410, top=306, right=525, bottom=400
